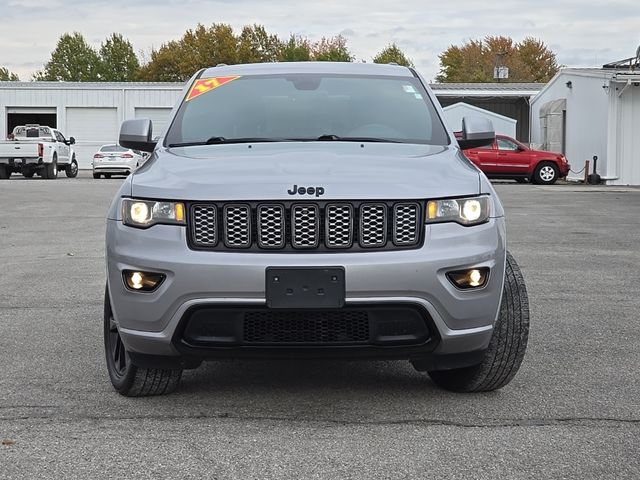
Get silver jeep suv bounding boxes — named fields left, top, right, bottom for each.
left=104, top=62, right=529, bottom=396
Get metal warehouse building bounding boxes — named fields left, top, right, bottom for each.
left=530, top=61, right=640, bottom=185
left=0, top=82, right=183, bottom=169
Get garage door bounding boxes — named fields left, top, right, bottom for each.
left=66, top=107, right=119, bottom=169
left=135, top=108, right=172, bottom=139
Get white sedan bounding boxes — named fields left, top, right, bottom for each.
left=92, top=145, right=146, bottom=179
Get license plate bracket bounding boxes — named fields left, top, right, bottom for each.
left=266, top=267, right=345, bottom=309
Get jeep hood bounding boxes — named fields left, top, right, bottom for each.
left=131, top=142, right=480, bottom=201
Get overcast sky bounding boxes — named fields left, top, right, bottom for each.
left=1, top=0, right=639, bottom=82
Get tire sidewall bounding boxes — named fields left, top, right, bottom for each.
left=66, top=157, right=78, bottom=178
left=0, top=165, right=10, bottom=179
left=534, top=162, right=558, bottom=185
left=103, top=286, right=137, bottom=392
left=44, top=155, right=58, bottom=180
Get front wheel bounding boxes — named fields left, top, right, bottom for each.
left=428, top=252, right=530, bottom=392
left=532, top=162, right=559, bottom=185
left=104, top=287, right=182, bottom=396
left=65, top=157, right=78, bottom=178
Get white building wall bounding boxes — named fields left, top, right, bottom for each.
left=609, top=83, right=640, bottom=185
left=442, top=102, right=517, bottom=138
left=531, top=72, right=610, bottom=181
left=0, top=83, right=183, bottom=168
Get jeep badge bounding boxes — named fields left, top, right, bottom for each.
left=287, top=184, right=325, bottom=197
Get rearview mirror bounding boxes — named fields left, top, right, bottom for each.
left=68, top=136, right=76, bottom=145
left=458, top=116, right=495, bottom=150
left=119, top=119, right=156, bottom=153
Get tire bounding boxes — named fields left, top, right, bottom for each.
left=0, top=165, right=9, bottom=179
left=65, top=156, right=78, bottom=178
left=104, top=286, right=183, bottom=396
left=515, top=178, right=527, bottom=184
left=428, top=252, right=530, bottom=392
left=532, top=162, right=559, bottom=185
left=104, top=173, right=112, bottom=179
left=43, top=156, right=58, bottom=180
left=93, top=173, right=101, bottom=179
left=22, top=168, right=35, bottom=178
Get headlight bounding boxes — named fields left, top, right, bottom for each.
left=426, top=196, right=490, bottom=226
left=122, top=199, right=186, bottom=228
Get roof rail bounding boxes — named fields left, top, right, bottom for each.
left=603, top=57, right=639, bottom=70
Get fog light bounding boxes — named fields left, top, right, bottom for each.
left=123, top=270, right=165, bottom=292
left=447, top=267, right=490, bottom=290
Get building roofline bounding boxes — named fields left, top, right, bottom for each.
left=442, top=102, right=517, bottom=124
left=0, top=81, right=185, bottom=90
left=429, top=82, right=544, bottom=98
left=530, top=68, right=618, bottom=104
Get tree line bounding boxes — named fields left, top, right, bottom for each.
left=0, top=24, right=559, bottom=83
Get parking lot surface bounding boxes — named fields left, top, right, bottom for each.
left=1, top=173, right=639, bottom=479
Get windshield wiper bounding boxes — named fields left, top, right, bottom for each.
left=168, top=137, right=292, bottom=147
left=314, top=134, right=402, bottom=143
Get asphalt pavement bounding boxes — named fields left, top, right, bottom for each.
left=1, top=172, right=639, bottom=479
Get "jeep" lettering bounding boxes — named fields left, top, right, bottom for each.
left=287, top=184, right=325, bottom=197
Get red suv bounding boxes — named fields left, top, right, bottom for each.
left=462, top=134, right=570, bottom=185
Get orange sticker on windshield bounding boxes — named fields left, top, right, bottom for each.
left=186, top=76, right=241, bottom=101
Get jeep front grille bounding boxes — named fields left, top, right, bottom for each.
left=189, top=201, right=423, bottom=252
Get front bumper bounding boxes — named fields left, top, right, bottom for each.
left=106, top=217, right=506, bottom=364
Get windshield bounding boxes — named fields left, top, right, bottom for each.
left=164, top=73, right=450, bottom=147
left=101, top=145, right=128, bottom=152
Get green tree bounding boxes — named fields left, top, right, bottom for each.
left=98, top=33, right=140, bottom=81
left=0, top=67, right=19, bottom=81
left=517, top=37, right=561, bottom=83
left=137, top=40, right=184, bottom=82
left=237, top=24, right=282, bottom=63
left=372, top=43, right=414, bottom=67
left=311, top=35, right=353, bottom=62
left=138, top=23, right=239, bottom=81
left=34, top=32, right=100, bottom=81
left=279, top=35, right=312, bottom=62
left=436, top=36, right=559, bottom=83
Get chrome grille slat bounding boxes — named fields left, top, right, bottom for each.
left=291, top=204, right=320, bottom=248
left=393, top=203, right=420, bottom=246
left=223, top=204, right=251, bottom=248
left=192, top=205, right=218, bottom=246
left=359, top=204, right=387, bottom=247
left=257, top=204, right=285, bottom=248
left=190, top=201, right=421, bottom=251
left=326, top=204, right=354, bottom=248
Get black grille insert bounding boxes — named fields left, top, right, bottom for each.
left=244, top=310, right=369, bottom=344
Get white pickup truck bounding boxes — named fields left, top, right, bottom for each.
left=0, top=125, right=78, bottom=179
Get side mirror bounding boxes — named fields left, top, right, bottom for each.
left=119, top=118, right=156, bottom=153
left=457, top=116, right=495, bottom=150
left=68, top=136, right=76, bottom=145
